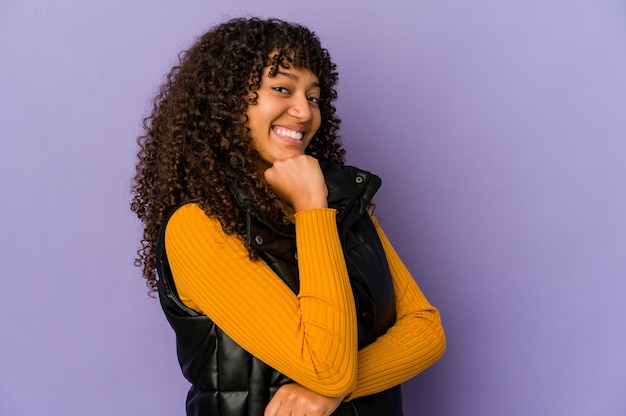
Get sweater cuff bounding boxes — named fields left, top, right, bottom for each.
left=293, top=208, right=337, bottom=231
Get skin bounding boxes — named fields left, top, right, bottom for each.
left=264, top=383, right=344, bottom=416
left=246, top=65, right=344, bottom=415
left=247, top=65, right=329, bottom=212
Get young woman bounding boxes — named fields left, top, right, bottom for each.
left=131, top=17, right=445, bottom=416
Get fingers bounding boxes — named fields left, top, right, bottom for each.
left=263, top=393, right=281, bottom=416
left=264, top=155, right=328, bottom=212
left=264, top=383, right=343, bottom=416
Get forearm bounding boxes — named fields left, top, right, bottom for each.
left=351, top=307, right=445, bottom=398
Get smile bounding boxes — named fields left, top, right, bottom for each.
left=273, top=126, right=304, bottom=141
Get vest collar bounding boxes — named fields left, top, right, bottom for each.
left=226, top=161, right=381, bottom=244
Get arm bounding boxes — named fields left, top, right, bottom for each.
left=348, top=214, right=446, bottom=399
left=265, top=213, right=446, bottom=410
left=165, top=203, right=357, bottom=397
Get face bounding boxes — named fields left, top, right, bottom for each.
left=245, top=65, right=322, bottom=168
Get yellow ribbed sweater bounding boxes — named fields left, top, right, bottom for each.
left=165, top=203, right=445, bottom=399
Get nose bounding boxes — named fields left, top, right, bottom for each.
left=287, top=93, right=312, bottom=122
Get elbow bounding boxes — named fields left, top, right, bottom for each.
left=299, top=366, right=356, bottom=397
left=317, top=358, right=358, bottom=396
left=427, top=311, right=447, bottom=365
left=330, top=370, right=357, bottom=397
left=433, top=326, right=446, bottom=362
left=428, top=308, right=447, bottom=361
left=296, top=340, right=357, bottom=396
left=414, top=308, right=447, bottom=367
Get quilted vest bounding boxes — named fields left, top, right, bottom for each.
left=156, top=161, right=403, bottom=415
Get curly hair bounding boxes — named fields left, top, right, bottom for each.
left=130, top=17, right=345, bottom=291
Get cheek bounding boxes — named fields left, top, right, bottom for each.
left=313, top=110, right=322, bottom=130
left=245, top=109, right=265, bottom=134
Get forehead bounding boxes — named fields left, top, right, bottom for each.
left=266, top=64, right=320, bottom=84
left=266, top=49, right=319, bottom=74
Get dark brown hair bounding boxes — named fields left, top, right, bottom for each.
left=131, top=17, right=345, bottom=291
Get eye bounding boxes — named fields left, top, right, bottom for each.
left=272, top=86, right=290, bottom=94
left=307, top=96, right=320, bottom=104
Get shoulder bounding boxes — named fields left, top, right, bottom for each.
left=169, top=202, right=205, bottom=221
left=166, top=203, right=225, bottom=240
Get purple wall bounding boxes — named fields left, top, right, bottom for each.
left=1, top=1, right=625, bottom=415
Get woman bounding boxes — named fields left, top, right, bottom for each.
left=131, top=17, right=445, bottom=416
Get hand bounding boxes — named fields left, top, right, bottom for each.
left=264, top=383, right=344, bottom=416
left=264, top=155, right=328, bottom=212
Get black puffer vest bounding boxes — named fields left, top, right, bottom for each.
left=156, top=161, right=403, bottom=416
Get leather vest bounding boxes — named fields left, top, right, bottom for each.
left=156, top=161, right=403, bottom=416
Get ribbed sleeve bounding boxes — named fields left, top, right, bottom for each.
left=165, top=203, right=445, bottom=400
left=348, top=215, right=447, bottom=399
left=165, top=204, right=357, bottom=396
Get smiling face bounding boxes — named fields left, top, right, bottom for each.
left=245, top=65, right=322, bottom=169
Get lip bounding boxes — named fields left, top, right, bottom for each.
left=272, top=123, right=306, bottom=133
left=272, top=125, right=307, bottom=143
left=273, top=124, right=306, bottom=133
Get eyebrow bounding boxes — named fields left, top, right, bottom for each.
left=276, top=70, right=321, bottom=88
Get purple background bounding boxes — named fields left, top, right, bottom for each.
left=1, top=1, right=625, bottom=415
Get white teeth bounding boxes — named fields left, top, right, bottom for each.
left=275, top=127, right=303, bottom=140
